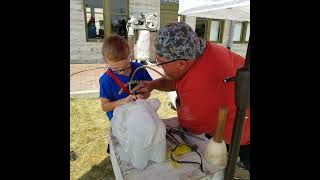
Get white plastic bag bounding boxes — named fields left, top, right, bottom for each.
left=111, top=98, right=166, bottom=170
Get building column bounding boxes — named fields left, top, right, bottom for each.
left=184, top=16, right=196, bottom=31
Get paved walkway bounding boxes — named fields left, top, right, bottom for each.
left=70, top=63, right=164, bottom=92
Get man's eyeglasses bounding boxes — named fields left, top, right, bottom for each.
left=155, top=57, right=188, bottom=67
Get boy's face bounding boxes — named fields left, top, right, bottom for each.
left=106, top=57, right=131, bottom=76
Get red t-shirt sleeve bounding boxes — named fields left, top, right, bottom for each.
left=232, top=52, right=246, bottom=70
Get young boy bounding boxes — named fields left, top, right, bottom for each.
left=99, top=34, right=153, bottom=152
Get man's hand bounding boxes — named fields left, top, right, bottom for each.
left=136, top=94, right=144, bottom=99
left=131, top=81, right=154, bottom=97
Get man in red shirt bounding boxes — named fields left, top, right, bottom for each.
left=132, top=22, right=250, bottom=170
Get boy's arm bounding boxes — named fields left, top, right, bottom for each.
left=100, top=95, right=138, bottom=112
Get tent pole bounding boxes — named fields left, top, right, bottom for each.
left=227, top=20, right=234, bottom=49
left=224, top=37, right=250, bottom=180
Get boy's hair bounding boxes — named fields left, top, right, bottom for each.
left=102, top=34, right=130, bottom=62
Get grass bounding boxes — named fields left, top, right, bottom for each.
left=70, top=90, right=177, bottom=180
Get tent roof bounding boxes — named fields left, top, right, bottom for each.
left=178, top=0, right=250, bottom=22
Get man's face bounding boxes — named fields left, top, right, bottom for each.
left=155, top=55, right=176, bottom=80
left=155, top=55, right=190, bottom=80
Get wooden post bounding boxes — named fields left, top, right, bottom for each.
left=213, top=107, right=228, bottom=143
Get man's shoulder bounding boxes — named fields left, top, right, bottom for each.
left=207, top=41, right=244, bottom=60
left=206, top=41, right=227, bottom=52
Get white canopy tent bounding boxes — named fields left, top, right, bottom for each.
left=178, top=0, right=250, bottom=22
left=178, top=0, right=250, bottom=48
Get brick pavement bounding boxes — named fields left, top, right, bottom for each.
left=70, top=62, right=164, bottom=92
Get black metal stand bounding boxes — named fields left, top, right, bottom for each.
left=224, top=38, right=250, bottom=180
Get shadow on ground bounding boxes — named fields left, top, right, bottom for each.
left=79, top=158, right=115, bottom=180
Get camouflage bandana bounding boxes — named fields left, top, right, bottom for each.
left=155, top=22, right=206, bottom=61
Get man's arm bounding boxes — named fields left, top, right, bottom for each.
left=152, top=77, right=175, bottom=92
left=131, top=77, right=175, bottom=96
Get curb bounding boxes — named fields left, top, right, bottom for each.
left=70, top=90, right=99, bottom=98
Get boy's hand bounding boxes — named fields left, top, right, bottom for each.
left=121, top=94, right=138, bottom=105
left=136, top=94, right=144, bottom=99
